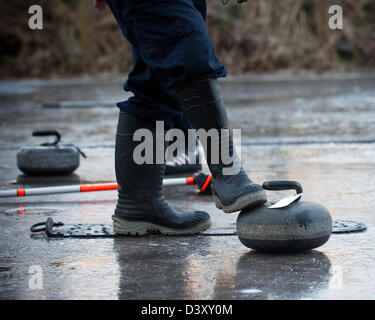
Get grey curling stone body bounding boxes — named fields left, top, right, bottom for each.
left=17, top=146, right=80, bottom=175
left=236, top=201, right=332, bottom=253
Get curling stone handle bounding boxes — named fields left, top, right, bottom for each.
left=262, top=181, right=303, bottom=194
left=32, top=130, right=61, bottom=146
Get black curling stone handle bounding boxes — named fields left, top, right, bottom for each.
left=262, top=181, right=303, bottom=194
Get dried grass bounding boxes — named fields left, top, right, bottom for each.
left=0, top=0, right=374, bottom=78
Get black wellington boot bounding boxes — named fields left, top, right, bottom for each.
left=112, top=111, right=211, bottom=235
left=175, top=78, right=267, bottom=213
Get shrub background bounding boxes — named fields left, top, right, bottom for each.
left=1, top=0, right=374, bottom=78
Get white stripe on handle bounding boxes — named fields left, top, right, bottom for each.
left=26, top=185, right=81, bottom=196
left=0, top=190, right=18, bottom=197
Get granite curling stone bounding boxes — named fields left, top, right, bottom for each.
left=17, top=130, right=84, bottom=175
left=236, top=181, right=332, bottom=253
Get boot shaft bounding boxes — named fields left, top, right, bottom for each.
left=175, top=78, right=229, bottom=130
left=113, top=112, right=211, bottom=232
left=115, top=112, right=165, bottom=202
left=175, top=78, right=239, bottom=177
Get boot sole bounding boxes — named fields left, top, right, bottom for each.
left=112, top=216, right=211, bottom=236
left=213, top=189, right=267, bottom=213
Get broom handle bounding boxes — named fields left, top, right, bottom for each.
left=0, top=176, right=197, bottom=198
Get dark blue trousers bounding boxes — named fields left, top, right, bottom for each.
left=106, top=0, right=227, bottom=128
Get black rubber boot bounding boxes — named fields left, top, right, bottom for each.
left=113, top=111, right=211, bottom=235
left=175, top=78, right=267, bottom=213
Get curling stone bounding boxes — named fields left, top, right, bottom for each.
left=17, top=130, right=86, bottom=175
left=236, top=181, right=332, bottom=253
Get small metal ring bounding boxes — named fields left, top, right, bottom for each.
left=30, top=218, right=64, bottom=235
left=30, top=221, right=47, bottom=233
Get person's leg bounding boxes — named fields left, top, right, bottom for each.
left=108, top=0, right=265, bottom=216
left=116, top=0, right=208, bottom=175
left=113, top=111, right=211, bottom=235
left=117, top=0, right=266, bottom=212
left=106, top=0, right=211, bottom=235
left=192, top=0, right=207, bottom=20
left=106, top=0, right=183, bottom=129
left=131, top=47, right=201, bottom=174
left=175, top=79, right=267, bottom=212
left=118, top=0, right=226, bottom=88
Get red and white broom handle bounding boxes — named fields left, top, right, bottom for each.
left=0, top=173, right=211, bottom=198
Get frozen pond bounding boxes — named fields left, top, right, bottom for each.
left=0, top=73, right=374, bottom=299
